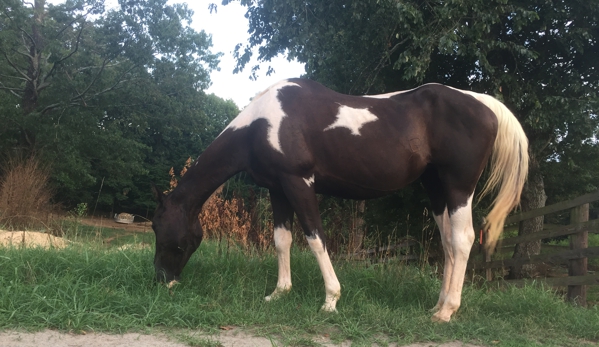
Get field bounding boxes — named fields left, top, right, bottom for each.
left=0, top=222, right=598, bottom=347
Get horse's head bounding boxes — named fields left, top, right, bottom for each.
left=151, top=185, right=203, bottom=284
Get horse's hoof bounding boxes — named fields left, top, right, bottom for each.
left=320, top=303, right=338, bottom=313
left=265, top=288, right=291, bottom=302
left=431, top=312, right=451, bottom=323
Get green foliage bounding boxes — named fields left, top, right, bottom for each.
left=0, top=0, right=238, bottom=212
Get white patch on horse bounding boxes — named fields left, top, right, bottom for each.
left=303, top=175, right=315, bottom=187
left=265, top=225, right=293, bottom=302
left=220, top=80, right=301, bottom=153
left=362, top=83, right=440, bottom=99
left=324, top=105, right=378, bottom=136
left=432, top=194, right=475, bottom=322
left=306, top=234, right=341, bottom=312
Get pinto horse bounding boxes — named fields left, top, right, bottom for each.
left=151, top=78, right=528, bottom=322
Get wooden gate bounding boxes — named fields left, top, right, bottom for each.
left=469, top=190, right=599, bottom=306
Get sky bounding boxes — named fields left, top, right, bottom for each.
left=47, top=0, right=305, bottom=109
left=185, top=1, right=305, bottom=108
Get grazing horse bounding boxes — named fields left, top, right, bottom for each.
left=151, top=78, right=528, bottom=322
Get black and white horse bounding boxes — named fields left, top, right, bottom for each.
left=151, top=78, right=528, bottom=322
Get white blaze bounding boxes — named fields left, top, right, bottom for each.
left=324, top=105, right=378, bottom=136
left=221, top=80, right=301, bottom=153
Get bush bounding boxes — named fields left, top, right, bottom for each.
left=0, top=155, right=54, bottom=230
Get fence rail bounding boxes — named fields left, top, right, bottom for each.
left=468, top=190, right=599, bottom=306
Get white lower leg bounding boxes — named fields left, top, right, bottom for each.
left=306, top=234, right=341, bottom=312
left=433, top=195, right=475, bottom=322
left=265, top=226, right=293, bottom=301
left=432, top=209, right=453, bottom=312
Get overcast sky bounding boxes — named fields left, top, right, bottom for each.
left=187, top=1, right=305, bottom=108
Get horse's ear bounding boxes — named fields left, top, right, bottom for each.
left=151, top=183, right=165, bottom=204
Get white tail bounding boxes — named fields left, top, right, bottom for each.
left=459, top=91, right=529, bottom=252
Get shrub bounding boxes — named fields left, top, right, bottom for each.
left=0, top=155, right=54, bottom=230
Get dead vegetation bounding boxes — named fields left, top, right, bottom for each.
left=167, top=158, right=274, bottom=251
left=0, top=155, right=55, bottom=230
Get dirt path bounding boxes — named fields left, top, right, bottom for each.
left=80, top=216, right=153, bottom=233
left=0, top=329, right=484, bottom=347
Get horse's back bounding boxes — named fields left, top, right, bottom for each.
left=229, top=79, right=498, bottom=197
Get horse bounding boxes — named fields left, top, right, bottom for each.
left=151, top=78, right=528, bottom=322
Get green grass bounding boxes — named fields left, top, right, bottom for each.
left=54, top=219, right=155, bottom=247
left=0, top=239, right=598, bottom=347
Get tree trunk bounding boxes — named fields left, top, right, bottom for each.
left=19, top=0, right=46, bottom=149
left=23, top=0, right=46, bottom=115
left=509, top=164, right=547, bottom=279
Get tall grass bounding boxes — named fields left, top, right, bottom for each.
left=0, top=240, right=597, bottom=346
left=0, top=155, right=54, bottom=230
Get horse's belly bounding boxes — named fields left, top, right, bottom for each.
left=312, top=160, right=424, bottom=199
left=313, top=178, right=402, bottom=199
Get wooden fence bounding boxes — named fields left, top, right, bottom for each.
left=469, top=190, right=599, bottom=306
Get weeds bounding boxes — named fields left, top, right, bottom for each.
left=0, top=155, right=54, bottom=230
left=167, top=158, right=272, bottom=251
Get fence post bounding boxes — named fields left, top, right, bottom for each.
left=568, top=203, right=589, bottom=306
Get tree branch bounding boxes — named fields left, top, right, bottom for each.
left=70, top=57, right=110, bottom=104
left=0, top=83, right=23, bottom=98
left=43, top=22, right=85, bottom=85
left=1, top=49, right=30, bottom=81
left=39, top=103, right=62, bottom=115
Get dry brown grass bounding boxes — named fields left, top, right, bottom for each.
left=0, top=155, right=55, bottom=230
left=168, top=158, right=273, bottom=251
left=200, top=187, right=275, bottom=251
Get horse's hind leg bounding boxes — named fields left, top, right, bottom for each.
left=265, top=190, right=295, bottom=302
left=421, top=167, right=453, bottom=313
left=432, top=193, right=475, bottom=322
left=422, top=167, right=476, bottom=322
left=279, top=175, right=341, bottom=312
left=431, top=208, right=452, bottom=313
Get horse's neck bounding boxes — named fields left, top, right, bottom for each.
left=172, top=133, right=246, bottom=215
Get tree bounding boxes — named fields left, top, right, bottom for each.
left=0, top=0, right=229, bottom=212
left=228, top=0, right=599, bottom=272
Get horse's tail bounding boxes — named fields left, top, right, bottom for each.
left=462, top=91, right=529, bottom=252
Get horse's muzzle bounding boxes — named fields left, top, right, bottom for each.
left=155, top=267, right=180, bottom=284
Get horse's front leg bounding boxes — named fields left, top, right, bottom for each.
left=265, top=190, right=295, bottom=302
left=280, top=175, right=341, bottom=312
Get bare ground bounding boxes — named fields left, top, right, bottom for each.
left=0, top=329, right=484, bottom=347
left=0, top=231, right=69, bottom=248
left=79, top=216, right=153, bottom=233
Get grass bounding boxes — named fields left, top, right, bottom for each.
left=1, top=234, right=598, bottom=347
left=60, top=222, right=155, bottom=247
